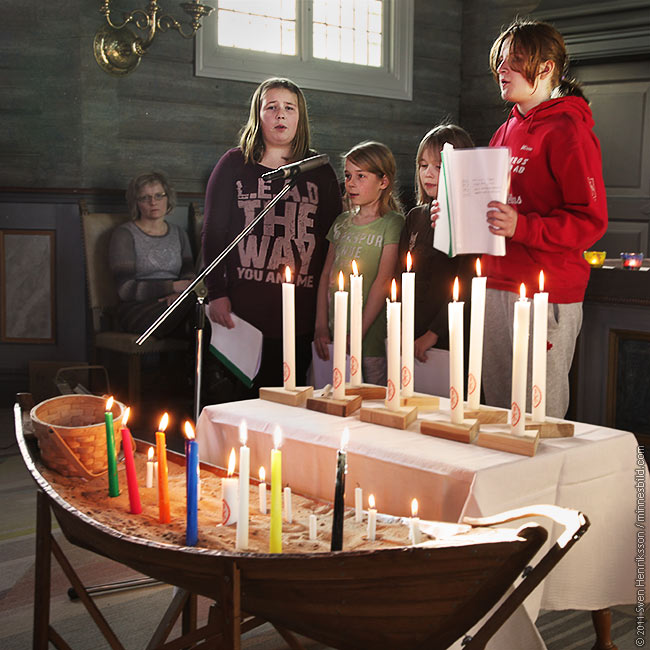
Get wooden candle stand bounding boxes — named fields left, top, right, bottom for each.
left=420, top=418, right=479, bottom=444
left=306, top=394, right=362, bottom=417
left=345, top=383, right=386, bottom=400
left=526, top=419, right=574, bottom=438
left=259, top=386, right=314, bottom=407
left=477, top=427, right=540, bottom=457
left=359, top=404, right=418, bottom=430
left=464, top=407, right=508, bottom=425
left=401, top=392, right=440, bottom=411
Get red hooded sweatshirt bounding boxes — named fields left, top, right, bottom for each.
left=483, top=95, right=608, bottom=303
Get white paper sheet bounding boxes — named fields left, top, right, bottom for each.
left=310, top=342, right=351, bottom=389
left=413, top=347, right=450, bottom=396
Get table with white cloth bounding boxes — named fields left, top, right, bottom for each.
left=196, top=396, right=647, bottom=649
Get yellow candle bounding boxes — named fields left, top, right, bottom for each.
left=156, top=412, right=170, bottom=524
left=270, top=426, right=283, bottom=553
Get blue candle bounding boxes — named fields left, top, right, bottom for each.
left=185, top=421, right=199, bottom=547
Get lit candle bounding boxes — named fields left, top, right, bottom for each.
left=104, top=397, right=119, bottom=497
left=146, top=447, right=154, bottom=489
left=309, top=514, right=317, bottom=540
left=349, top=260, right=363, bottom=387
left=331, top=427, right=349, bottom=551
left=156, top=413, right=170, bottom=524
left=354, top=486, right=363, bottom=523
left=284, top=486, right=292, bottom=523
left=401, top=252, right=415, bottom=397
left=467, top=258, right=487, bottom=410
left=532, top=271, right=548, bottom=423
left=511, top=283, right=531, bottom=435
left=386, top=279, right=401, bottom=411
left=221, top=448, right=238, bottom=526
left=258, top=466, right=267, bottom=514
left=120, top=407, right=141, bottom=514
left=333, top=271, right=348, bottom=400
left=236, top=420, right=250, bottom=550
left=409, top=498, right=421, bottom=545
left=367, top=494, right=377, bottom=541
left=448, top=277, right=465, bottom=424
left=270, top=426, right=283, bottom=553
left=184, top=421, right=198, bottom=546
left=282, top=265, right=296, bottom=390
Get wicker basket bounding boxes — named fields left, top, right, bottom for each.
left=31, top=394, right=125, bottom=478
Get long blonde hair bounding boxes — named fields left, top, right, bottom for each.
left=239, top=78, right=311, bottom=164
left=343, top=141, right=402, bottom=216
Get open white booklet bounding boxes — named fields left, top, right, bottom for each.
left=206, top=308, right=263, bottom=388
left=434, top=143, right=509, bottom=257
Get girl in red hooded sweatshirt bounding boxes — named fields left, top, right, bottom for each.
left=479, top=19, right=607, bottom=418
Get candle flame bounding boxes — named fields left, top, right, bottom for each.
left=285, top=265, right=291, bottom=283
left=391, top=278, right=397, bottom=302
left=406, top=251, right=412, bottom=273
left=259, top=466, right=266, bottom=483
left=239, top=420, right=248, bottom=446
left=227, top=448, right=236, bottom=476
left=411, top=498, right=419, bottom=518
left=539, top=270, right=545, bottom=292
left=147, top=447, right=154, bottom=461
left=340, top=427, right=350, bottom=451
left=105, top=396, right=114, bottom=411
left=273, top=425, right=283, bottom=450
left=338, top=270, right=344, bottom=292
left=184, top=420, right=195, bottom=441
left=453, top=276, right=459, bottom=302
left=122, top=406, right=130, bottom=427
left=476, top=257, right=482, bottom=277
left=369, top=494, right=376, bottom=509
left=158, top=412, right=169, bottom=432
left=352, top=259, right=359, bottom=276
left=519, top=283, right=527, bottom=300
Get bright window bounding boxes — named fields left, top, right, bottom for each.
left=195, top=0, right=413, bottom=101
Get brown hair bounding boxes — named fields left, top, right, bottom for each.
left=239, top=78, right=311, bottom=164
left=126, top=171, right=176, bottom=220
left=415, top=124, right=474, bottom=204
left=343, top=141, right=402, bottom=216
left=489, top=18, right=586, bottom=101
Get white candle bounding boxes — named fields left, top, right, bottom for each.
left=284, top=486, right=292, bottom=523
left=409, top=498, right=421, bottom=545
left=236, top=421, right=250, bottom=550
left=511, top=283, right=531, bottom=435
left=221, top=449, right=239, bottom=526
left=309, top=514, right=317, bottom=540
left=401, top=252, right=415, bottom=397
left=467, top=258, right=487, bottom=410
left=532, top=271, right=548, bottom=423
left=448, top=277, right=465, bottom=424
left=349, top=260, right=363, bottom=387
left=333, top=271, right=348, bottom=400
left=146, top=447, right=154, bottom=488
left=282, top=266, right=296, bottom=391
left=386, top=279, right=401, bottom=411
left=154, top=461, right=158, bottom=485
left=354, top=486, right=363, bottom=523
left=367, top=494, right=377, bottom=541
left=258, top=466, right=267, bottom=514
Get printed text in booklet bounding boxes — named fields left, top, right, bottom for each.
left=433, top=144, right=510, bottom=257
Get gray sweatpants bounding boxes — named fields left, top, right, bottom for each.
left=482, top=288, right=583, bottom=419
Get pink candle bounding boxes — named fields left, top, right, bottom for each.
left=120, top=407, right=142, bottom=515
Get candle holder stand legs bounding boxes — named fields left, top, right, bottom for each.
left=259, top=386, right=314, bottom=407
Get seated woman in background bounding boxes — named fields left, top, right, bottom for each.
left=109, top=171, right=195, bottom=338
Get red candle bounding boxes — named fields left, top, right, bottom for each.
left=156, top=412, right=171, bottom=524
left=120, top=407, right=142, bottom=514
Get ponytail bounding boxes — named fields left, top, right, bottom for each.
left=552, top=76, right=588, bottom=102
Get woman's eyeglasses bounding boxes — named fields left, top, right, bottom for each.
left=137, top=192, right=167, bottom=203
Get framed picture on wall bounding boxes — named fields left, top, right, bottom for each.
left=0, top=229, right=56, bottom=343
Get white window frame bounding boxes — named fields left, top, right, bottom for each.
left=195, top=1, right=413, bottom=101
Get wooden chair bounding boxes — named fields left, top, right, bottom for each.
left=79, top=201, right=188, bottom=408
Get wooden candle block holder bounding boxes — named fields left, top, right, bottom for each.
left=401, top=392, right=440, bottom=411
left=359, top=405, right=418, bottom=430
left=525, top=419, right=574, bottom=438
left=345, top=383, right=386, bottom=400
left=259, top=386, right=314, bottom=407
left=306, top=394, right=362, bottom=417
left=420, top=418, right=479, bottom=444
left=464, top=407, right=508, bottom=425
left=477, top=427, right=540, bottom=457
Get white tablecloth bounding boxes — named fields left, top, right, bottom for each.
left=197, top=396, right=647, bottom=648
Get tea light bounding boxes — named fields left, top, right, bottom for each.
left=584, top=250, right=606, bottom=267
left=621, top=252, right=643, bottom=269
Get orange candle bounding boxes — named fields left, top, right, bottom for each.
left=156, top=412, right=171, bottom=524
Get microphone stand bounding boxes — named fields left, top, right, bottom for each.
left=136, top=177, right=298, bottom=424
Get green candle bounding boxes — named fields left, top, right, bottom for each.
left=104, top=397, right=120, bottom=497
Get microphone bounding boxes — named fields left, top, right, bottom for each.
left=261, top=154, right=329, bottom=181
